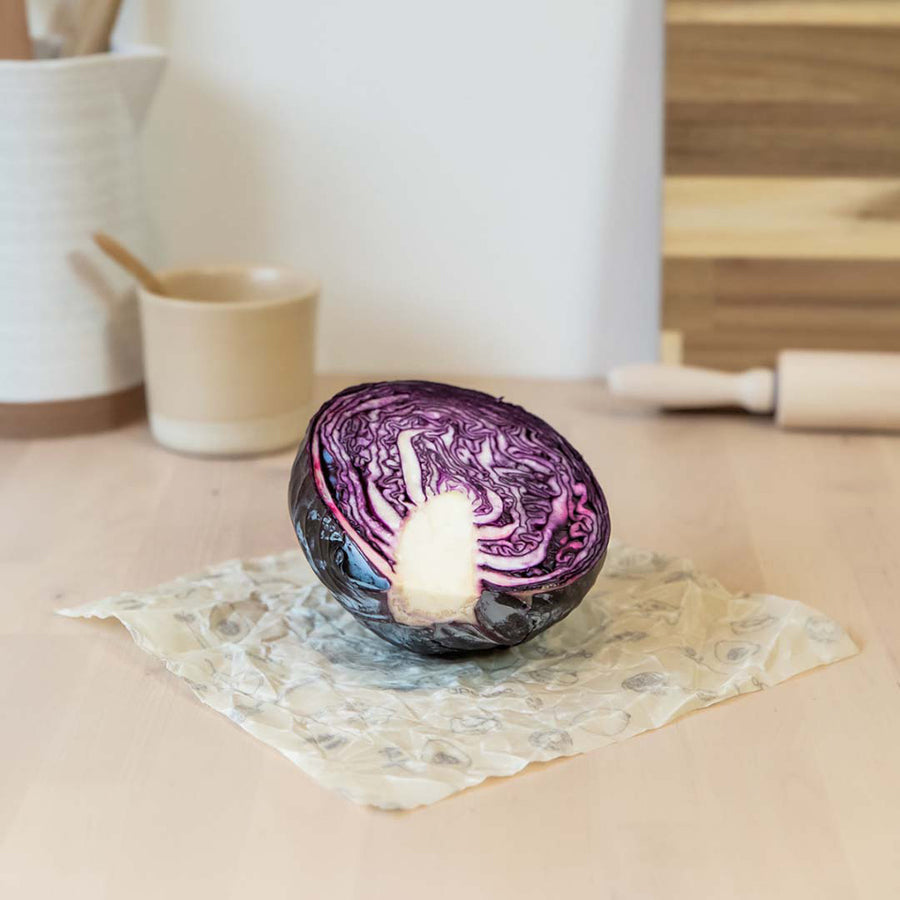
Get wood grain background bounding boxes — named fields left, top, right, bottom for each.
left=664, top=0, right=900, bottom=369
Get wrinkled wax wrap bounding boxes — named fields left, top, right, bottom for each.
left=60, top=541, right=857, bottom=809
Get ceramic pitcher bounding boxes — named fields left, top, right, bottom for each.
left=0, top=44, right=166, bottom=435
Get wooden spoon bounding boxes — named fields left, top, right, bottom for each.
left=93, top=231, right=167, bottom=295
left=0, top=0, right=34, bottom=60
left=47, top=0, right=81, bottom=57
left=71, top=0, right=123, bottom=56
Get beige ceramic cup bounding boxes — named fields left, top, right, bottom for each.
left=137, top=266, right=319, bottom=456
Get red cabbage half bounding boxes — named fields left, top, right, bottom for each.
left=289, top=381, right=610, bottom=655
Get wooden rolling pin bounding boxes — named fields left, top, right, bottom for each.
left=608, top=350, right=900, bottom=432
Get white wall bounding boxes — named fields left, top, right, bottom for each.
left=83, top=0, right=662, bottom=377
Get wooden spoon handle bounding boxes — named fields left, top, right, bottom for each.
left=93, top=231, right=167, bottom=295
left=0, top=0, right=33, bottom=60
left=48, top=0, right=82, bottom=57
left=71, top=0, right=123, bottom=56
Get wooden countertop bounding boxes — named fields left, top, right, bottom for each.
left=2, top=377, right=898, bottom=899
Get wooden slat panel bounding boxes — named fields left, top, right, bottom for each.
left=714, top=305, right=900, bottom=336
left=664, top=177, right=900, bottom=259
left=667, top=25, right=900, bottom=103
left=665, top=258, right=900, bottom=370
left=682, top=329, right=900, bottom=370
left=661, top=258, right=714, bottom=331
left=663, top=3, right=900, bottom=368
left=668, top=2, right=900, bottom=27
left=660, top=329, right=684, bottom=364
left=666, top=102, right=900, bottom=176
left=714, top=258, right=900, bottom=304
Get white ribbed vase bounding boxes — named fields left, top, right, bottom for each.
left=0, top=44, right=166, bottom=423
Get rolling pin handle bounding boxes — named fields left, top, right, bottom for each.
left=607, top=363, right=776, bottom=415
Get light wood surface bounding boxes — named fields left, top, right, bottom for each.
left=1, top=375, right=898, bottom=899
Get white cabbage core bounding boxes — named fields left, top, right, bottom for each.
left=389, top=490, right=480, bottom=626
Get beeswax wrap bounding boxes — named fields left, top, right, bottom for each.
left=61, top=540, right=858, bottom=809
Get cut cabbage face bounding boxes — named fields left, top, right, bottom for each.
left=289, top=380, right=610, bottom=656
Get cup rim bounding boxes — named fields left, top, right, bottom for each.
left=138, top=264, right=321, bottom=312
